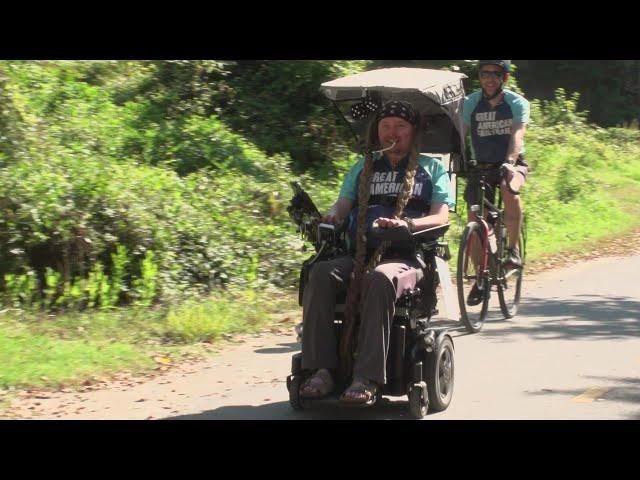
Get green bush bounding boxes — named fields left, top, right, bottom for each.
left=0, top=148, right=313, bottom=309
left=1, top=60, right=639, bottom=316
left=0, top=60, right=315, bottom=310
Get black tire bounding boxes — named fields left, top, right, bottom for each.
left=457, top=222, right=490, bottom=333
left=408, top=386, right=427, bottom=419
left=288, top=375, right=304, bottom=411
left=498, top=233, right=524, bottom=318
left=425, top=335, right=454, bottom=412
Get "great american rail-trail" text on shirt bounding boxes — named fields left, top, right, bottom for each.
left=370, top=171, right=424, bottom=196
left=475, top=111, right=512, bottom=136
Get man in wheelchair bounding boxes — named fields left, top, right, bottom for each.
left=298, top=100, right=456, bottom=406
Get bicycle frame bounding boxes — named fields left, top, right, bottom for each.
left=469, top=173, right=523, bottom=288
left=468, top=175, right=499, bottom=284
left=457, top=168, right=526, bottom=331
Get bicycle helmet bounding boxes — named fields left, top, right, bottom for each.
left=477, top=60, right=511, bottom=100
left=477, top=60, right=511, bottom=73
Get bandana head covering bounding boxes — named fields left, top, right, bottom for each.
left=376, top=100, right=419, bottom=126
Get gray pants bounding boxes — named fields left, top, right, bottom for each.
left=301, top=255, right=421, bottom=385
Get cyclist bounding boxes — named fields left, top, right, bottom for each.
left=462, top=60, right=530, bottom=305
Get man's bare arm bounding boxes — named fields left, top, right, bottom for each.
left=323, top=197, right=354, bottom=224
left=506, top=122, right=527, bottom=164
left=411, top=203, right=449, bottom=230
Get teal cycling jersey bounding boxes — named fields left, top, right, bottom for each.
left=463, top=89, right=530, bottom=164
left=339, top=153, right=454, bottom=252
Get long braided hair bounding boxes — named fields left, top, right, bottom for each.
left=338, top=109, right=421, bottom=379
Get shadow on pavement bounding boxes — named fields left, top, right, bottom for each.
left=163, top=397, right=446, bottom=420
left=480, top=295, right=640, bottom=340
left=254, top=342, right=299, bottom=355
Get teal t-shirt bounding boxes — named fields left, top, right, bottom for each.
left=339, top=153, right=454, bottom=252
left=463, top=89, right=530, bottom=164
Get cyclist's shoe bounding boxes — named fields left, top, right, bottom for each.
left=504, top=248, right=522, bottom=268
left=466, top=282, right=487, bottom=306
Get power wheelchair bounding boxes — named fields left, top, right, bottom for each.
left=285, top=182, right=455, bottom=419
left=285, top=66, right=469, bottom=418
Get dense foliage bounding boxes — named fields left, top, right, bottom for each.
left=0, top=60, right=638, bottom=314
left=0, top=61, right=314, bottom=310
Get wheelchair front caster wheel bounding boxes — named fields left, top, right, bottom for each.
left=288, top=375, right=304, bottom=411
left=408, top=384, right=428, bottom=419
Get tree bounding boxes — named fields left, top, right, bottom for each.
left=515, top=60, right=640, bottom=127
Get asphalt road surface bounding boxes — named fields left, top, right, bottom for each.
left=10, top=255, right=640, bottom=420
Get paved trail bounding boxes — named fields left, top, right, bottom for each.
left=8, top=255, right=640, bottom=420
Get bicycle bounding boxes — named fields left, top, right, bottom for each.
left=456, top=165, right=527, bottom=333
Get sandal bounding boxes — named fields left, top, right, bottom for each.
left=299, top=369, right=335, bottom=399
left=339, top=378, right=378, bottom=406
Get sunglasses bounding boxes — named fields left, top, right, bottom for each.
left=479, top=70, right=504, bottom=79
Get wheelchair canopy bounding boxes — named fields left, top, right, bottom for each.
left=321, top=67, right=468, bottom=171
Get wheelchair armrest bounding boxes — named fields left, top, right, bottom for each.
left=412, top=223, right=450, bottom=242
left=370, top=223, right=450, bottom=246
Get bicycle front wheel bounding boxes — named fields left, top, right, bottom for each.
left=498, top=227, right=525, bottom=318
left=457, top=222, right=489, bottom=333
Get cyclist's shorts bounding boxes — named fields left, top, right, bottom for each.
left=463, top=155, right=528, bottom=207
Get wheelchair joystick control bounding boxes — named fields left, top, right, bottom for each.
left=423, top=331, right=435, bottom=353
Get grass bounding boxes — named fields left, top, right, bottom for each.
left=0, top=323, right=152, bottom=389
left=0, top=289, right=298, bottom=393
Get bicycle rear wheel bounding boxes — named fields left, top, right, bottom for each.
left=498, top=225, right=525, bottom=318
left=457, top=222, right=489, bottom=333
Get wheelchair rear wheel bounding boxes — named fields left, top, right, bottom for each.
left=457, top=222, right=490, bottom=333
left=425, top=335, right=454, bottom=412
